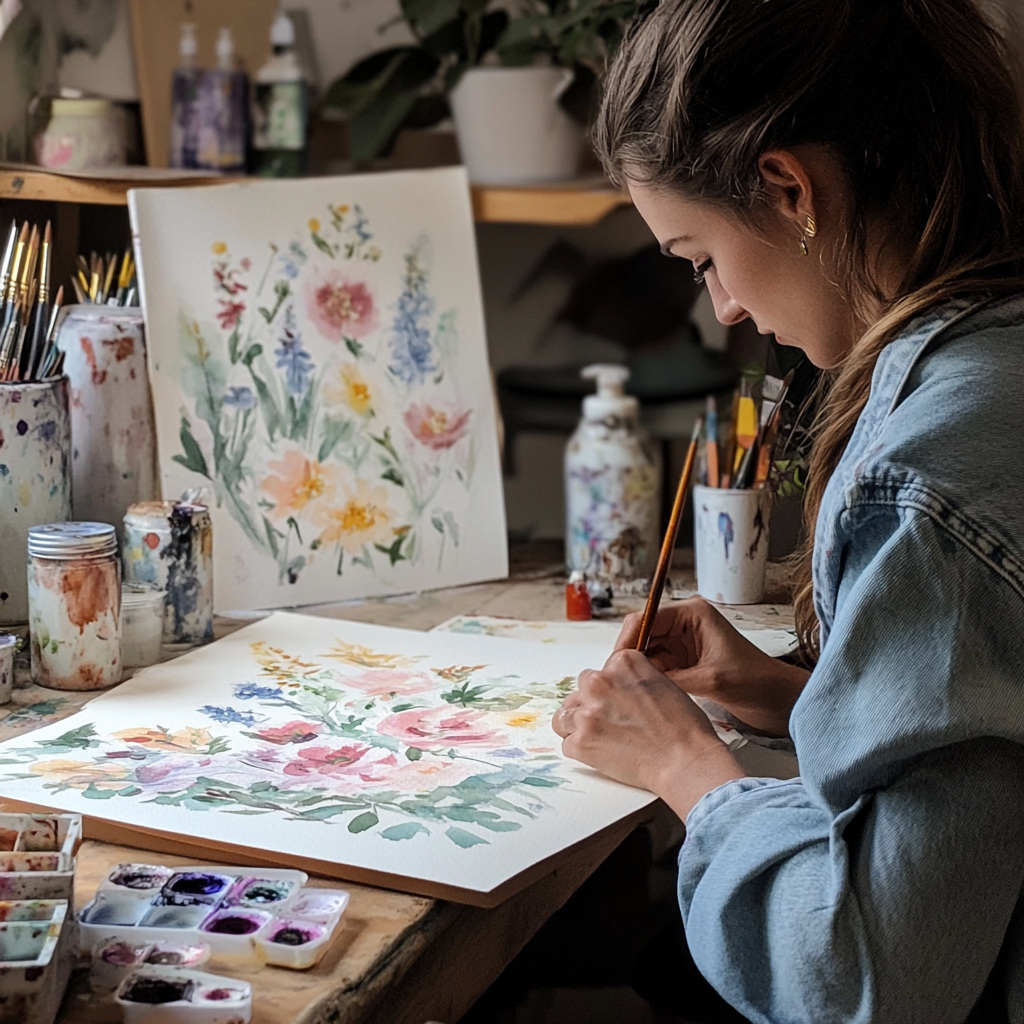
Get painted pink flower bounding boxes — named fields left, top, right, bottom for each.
left=403, top=404, right=471, bottom=451
left=217, top=299, right=245, bottom=331
left=251, top=721, right=322, bottom=745
left=306, top=271, right=377, bottom=341
left=341, top=669, right=436, bottom=697
left=282, top=744, right=398, bottom=781
left=379, top=758, right=480, bottom=793
left=377, top=705, right=508, bottom=749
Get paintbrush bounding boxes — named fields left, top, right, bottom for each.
left=0, top=221, right=17, bottom=310
left=635, top=416, right=704, bottom=653
left=705, top=395, right=719, bottom=488
left=1, top=223, right=28, bottom=338
left=754, top=370, right=795, bottom=489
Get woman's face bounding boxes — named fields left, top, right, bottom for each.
left=627, top=179, right=860, bottom=369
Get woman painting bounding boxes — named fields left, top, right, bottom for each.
left=552, top=1, right=1024, bottom=1021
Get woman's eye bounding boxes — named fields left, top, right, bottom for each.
left=693, top=258, right=713, bottom=284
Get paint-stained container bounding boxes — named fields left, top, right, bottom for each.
left=56, top=306, right=158, bottom=527
left=28, top=522, right=122, bottom=690
left=693, top=485, right=771, bottom=604
left=122, top=502, right=213, bottom=646
left=0, top=633, right=16, bottom=704
left=0, top=378, right=73, bottom=625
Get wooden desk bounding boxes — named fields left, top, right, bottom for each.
left=4, top=542, right=793, bottom=1024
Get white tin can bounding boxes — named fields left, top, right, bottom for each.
left=0, top=378, right=73, bottom=625
left=56, top=306, right=158, bottom=527
left=122, top=502, right=213, bottom=647
left=0, top=633, right=16, bottom=704
left=28, top=522, right=122, bottom=690
left=693, top=485, right=771, bottom=605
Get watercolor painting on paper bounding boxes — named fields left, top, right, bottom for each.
left=0, top=614, right=655, bottom=903
left=129, top=168, right=506, bottom=611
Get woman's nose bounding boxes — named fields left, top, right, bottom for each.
left=707, top=277, right=749, bottom=326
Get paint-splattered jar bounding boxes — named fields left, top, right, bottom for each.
left=0, top=377, right=73, bottom=625
left=0, top=633, right=16, bottom=704
left=122, top=502, right=213, bottom=647
left=28, top=522, right=122, bottom=690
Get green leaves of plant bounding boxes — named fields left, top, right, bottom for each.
left=172, top=417, right=210, bottom=479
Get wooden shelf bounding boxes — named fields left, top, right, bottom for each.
left=1, top=167, right=631, bottom=226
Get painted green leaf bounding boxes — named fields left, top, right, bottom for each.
left=318, top=417, right=354, bottom=463
left=81, top=783, right=120, bottom=800
left=348, top=811, right=379, bottom=833
left=445, top=826, right=489, bottom=848
left=41, top=723, right=98, bottom=750
left=344, top=336, right=364, bottom=358
left=477, top=819, right=522, bottom=832
left=380, top=822, right=429, bottom=841
left=381, top=466, right=404, bottom=488
left=519, top=775, right=561, bottom=787
left=405, top=746, right=423, bottom=761
left=173, top=417, right=210, bottom=479
left=296, top=804, right=357, bottom=821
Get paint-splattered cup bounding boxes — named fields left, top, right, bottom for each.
left=693, top=485, right=771, bottom=605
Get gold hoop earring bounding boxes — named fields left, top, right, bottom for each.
left=799, top=213, right=816, bottom=256
left=799, top=237, right=809, bottom=257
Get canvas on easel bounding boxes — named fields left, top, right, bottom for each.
left=129, top=168, right=507, bottom=611
left=0, top=614, right=655, bottom=907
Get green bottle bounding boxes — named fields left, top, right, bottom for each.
left=250, top=12, right=308, bottom=177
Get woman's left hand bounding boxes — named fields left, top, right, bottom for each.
left=552, top=648, right=747, bottom=820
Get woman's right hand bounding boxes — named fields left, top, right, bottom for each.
left=615, top=598, right=810, bottom=736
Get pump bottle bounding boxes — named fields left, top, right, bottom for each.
left=565, top=364, right=662, bottom=586
left=169, top=23, right=200, bottom=169
left=196, top=28, right=248, bottom=172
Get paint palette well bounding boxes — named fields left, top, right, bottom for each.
left=115, top=966, right=251, bottom=1024
left=90, top=937, right=211, bottom=993
left=0, top=899, right=77, bottom=1024
left=80, top=863, right=349, bottom=969
left=0, top=813, right=81, bottom=903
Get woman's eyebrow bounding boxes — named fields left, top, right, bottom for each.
left=659, top=235, right=692, bottom=257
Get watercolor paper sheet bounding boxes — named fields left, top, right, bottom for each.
left=129, top=168, right=507, bottom=611
left=0, top=614, right=655, bottom=905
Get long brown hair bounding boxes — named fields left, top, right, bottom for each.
left=595, top=0, right=1024, bottom=663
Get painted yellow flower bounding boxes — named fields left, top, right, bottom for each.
left=251, top=641, right=323, bottom=681
left=313, top=478, right=396, bottom=555
left=323, top=642, right=422, bottom=669
left=504, top=712, right=540, bottom=729
left=308, top=218, right=320, bottom=233
left=113, top=726, right=215, bottom=753
left=212, top=241, right=227, bottom=255
left=260, top=450, right=339, bottom=523
left=323, top=363, right=373, bottom=416
left=29, top=759, right=130, bottom=787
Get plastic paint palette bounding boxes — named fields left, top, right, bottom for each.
left=90, top=936, right=211, bottom=993
left=79, top=863, right=349, bottom=969
left=0, top=900, right=76, bottom=1024
left=0, top=813, right=82, bottom=903
left=115, top=966, right=252, bottom=1024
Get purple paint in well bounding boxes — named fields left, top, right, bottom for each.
left=202, top=911, right=267, bottom=936
left=109, top=864, right=173, bottom=891
left=159, top=871, right=234, bottom=906
left=121, top=975, right=194, bottom=1004
left=99, top=940, right=150, bottom=966
left=269, top=920, right=325, bottom=946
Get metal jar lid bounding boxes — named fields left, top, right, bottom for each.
left=124, top=501, right=210, bottom=529
left=28, top=522, right=118, bottom=560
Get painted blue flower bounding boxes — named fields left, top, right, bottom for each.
left=222, top=385, right=256, bottom=410
left=233, top=682, right=281, bottom=701
left=349, top=204, right=372, bottom=243
left=198, top=705, right=266, bottom=726
left=388, top=243, right=436, bottom=386
left=275, top=309, right=314, bottom=395
left=489, top=747, right=527, bottom=759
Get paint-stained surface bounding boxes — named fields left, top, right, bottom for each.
left=122, top=502, right=213, bottom=645
left=56, top=308, right=158, bottom=528
left=129, top=169, right=507, bottom=613
left=0, top=379, right=72, bottom=625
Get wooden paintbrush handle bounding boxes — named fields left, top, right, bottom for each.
left=636, top=420, right=702, bottom=652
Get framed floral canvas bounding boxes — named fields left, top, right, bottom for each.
left=129, top=168, right=507, bottom=610
left=0, top=614, right=656, bottom=905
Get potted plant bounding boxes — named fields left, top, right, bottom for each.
left=321, top=0, right=641, bottom=182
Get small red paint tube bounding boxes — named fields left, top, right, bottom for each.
left=565, top=571, right=592, bottom=621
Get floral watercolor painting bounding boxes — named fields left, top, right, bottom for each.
left=0, top=614, right=655, bottom=903
left=129, top=169, right=506, bottom=611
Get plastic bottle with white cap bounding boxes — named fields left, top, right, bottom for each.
left=251, top=10, right=309, bottom=176
left=564, top=364, right=662, bottom=588
left=196, top=28, right=248, bottom=172
left=169, top=23, right=200, bottom=168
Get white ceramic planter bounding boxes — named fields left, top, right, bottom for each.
left=449, top=66, right=585, bottom=185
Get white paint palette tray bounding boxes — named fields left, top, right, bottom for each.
left=0, top=899, right=76, bottom=1024
left=0, top=813, right=82, bottom=902
left=115, top=966, right=252, bottom=1024
left=79, top=863, right=349, bottom=969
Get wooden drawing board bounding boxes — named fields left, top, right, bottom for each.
left=128, top=0, right=278, bottom=168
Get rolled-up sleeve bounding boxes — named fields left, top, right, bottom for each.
left=677, top=506, right=1024, bottom=1024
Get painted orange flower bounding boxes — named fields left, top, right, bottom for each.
left=112, top=726, right=215, bottom=754
left=323, top=363, right=373, bottom=416
left=403, top=403, right=471, bottom=451
left=312, top=479, right=395, bottom=554
left=306, top=271, right=376, bottom=341
left=261, top=450, right=338, bottom=522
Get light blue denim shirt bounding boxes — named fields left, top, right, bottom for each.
left=679, top=294, right=1024, bottom=1024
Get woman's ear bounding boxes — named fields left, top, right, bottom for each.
left=758, top=149, right=816, bottom=230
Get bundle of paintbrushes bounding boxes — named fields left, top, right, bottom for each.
left=702, top=369, right=794, bottom=490
left=0, top=220, right=65, bottom=382
left=70, top=249, right=136, bottom=306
